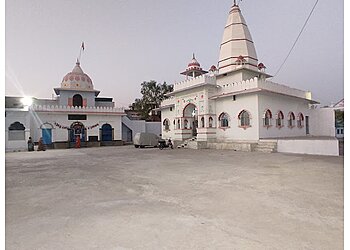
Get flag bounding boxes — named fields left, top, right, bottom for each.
left=81, top=42, right=85, bottom=51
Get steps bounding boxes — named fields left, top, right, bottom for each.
left=253, top=140, right=277, bottom=153
left=177, top=137, right=199, bottom=149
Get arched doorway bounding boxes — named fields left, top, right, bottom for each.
left=101, top=123, right=113, bottom=141
left=69, top=122, right=86, bottom=142
left=73, top=94, right=83, bottom=107
left=183, top=103, right=198, bottom=137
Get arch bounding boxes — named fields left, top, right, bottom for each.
left=200, top=117, right=205, bottom=128
left=297, top=113, right=304, bottom=128
left=70, top=121, right=86, bottom=142
left=8, top=121, right=25, bottom=141
left=263, top=109, right=272, bottom=127
left=209, top=116, right=214, bottom=128
left=40, top=122, right=54, bottom=129
left=287, top=112, right=296, bottom=128
left=9, top=121, right=25, bottom=130
left=183, top=103, right=197, bottom=117
left=177, top=119, right=181, bottom=129
left=101, top=123, right=113, bottom=141
left=218, top=112, right=230, bottom=128
left=238, top=110, right=251, bottom=127
left=73, top=94, right=83, bottom=107
left=276, top=111, right=284, bottom=128
left=163, top=119, right=170, bottom=131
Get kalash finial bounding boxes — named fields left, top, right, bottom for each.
left=233, top=0, right=241, bottom=6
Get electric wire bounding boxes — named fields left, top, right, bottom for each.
left=273, top=0, right=320, bottom=78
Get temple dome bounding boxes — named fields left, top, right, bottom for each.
left=181, top=54, right=208, bottom=78
left=187, top=55, right=201, bottom=70
left=60, top=61, right=94, bottom=90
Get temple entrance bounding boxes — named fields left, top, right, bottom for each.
left=183, top=103, right=198, bottom=137
left=70, top=122, right=86, bottom=142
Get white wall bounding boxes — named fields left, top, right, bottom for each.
left=277, top=139, right=339, bottom=156
left=258, top=93, right=311, bottom=138
left=161, top=106, right=176, bottom=139
left=32, top=111, right=122, bottom=142
left=309, top=108, right=335, bottom=137
left=215, top=94, right=259, bottom=141
left=5, top=109, right=31, bottom=151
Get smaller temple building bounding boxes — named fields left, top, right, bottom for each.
left=5, top=60, right=125, bottom=151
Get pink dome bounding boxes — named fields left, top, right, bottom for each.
left=60, top=61, right=94, bottom=90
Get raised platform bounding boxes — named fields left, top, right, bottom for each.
left=175, top=137, right=339, bottom=156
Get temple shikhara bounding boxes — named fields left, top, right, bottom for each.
left=158, top=2, right=338, bottom=153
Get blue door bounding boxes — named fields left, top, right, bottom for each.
left=42, top=129, right=52, bottom=144
left=102, top=124, right=113, bottom=141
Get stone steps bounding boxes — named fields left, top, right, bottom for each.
left=177, top=138, right=198, bottom=149
left=253, top=141, right=277, bottom=153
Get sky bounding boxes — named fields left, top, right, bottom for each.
left=5, top=0, right=344, bottom=107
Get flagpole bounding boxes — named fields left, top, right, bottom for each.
left=77, top=42, right=84, bottom=63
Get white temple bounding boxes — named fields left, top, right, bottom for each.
left=159, top=2, right=338, bottom=154
left=5, top=60, right=125, bottom=150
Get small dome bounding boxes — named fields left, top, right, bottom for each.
left=258, top=63, right=266, bottom=70
left=187, top=54, right=201, bottom=71
left=61, top=61, right=94, bottom=90
left=209, top=65, right=217, bottom=71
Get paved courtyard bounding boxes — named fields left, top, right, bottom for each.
left=6, top=146, right=343, bottom=250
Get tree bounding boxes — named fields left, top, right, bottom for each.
left=130, top=80, right=173, bottom=120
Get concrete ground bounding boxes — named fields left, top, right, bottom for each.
left=6, top=146, right=343, bottom=250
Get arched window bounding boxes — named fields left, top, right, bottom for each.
left=8, top=121, right=25, bottom=141
left=163, top=119, right=170, bottom=131
left=238, top=110, right=251, bottom=127
left=177, top=119, right=180, bottom=129
left=288, top=112, right=296, bottom=128
left=276, top=111, right=284, bottom=128
left=263, top=109, right=272, bottom=127
left=297, top=113, right=304, bottom=128
left=200, top=117, right=205, bottom=128
left=219, top=113, right=229, bottom=128
left=73, top=94, right=83, bottom=107
left=209, top=117, right=213, bottom=128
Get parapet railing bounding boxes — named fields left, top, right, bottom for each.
left=216, top=77, right=310, bottom=100
left=31, top=104, right=125, bottom=113
left=173, top=75, right=216, bottom=92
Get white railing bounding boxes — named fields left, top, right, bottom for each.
left=215, top=77, right=310, bottom=100
left=216, top=77, right=259, bottom=94
left=174, top=75, right=216, bottom=92
left=259, top=80, right=309, bottom=100
left=31, top=104, right=125, bottom=113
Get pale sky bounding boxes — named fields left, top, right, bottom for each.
left=5, top=0, right=344, bottom=107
